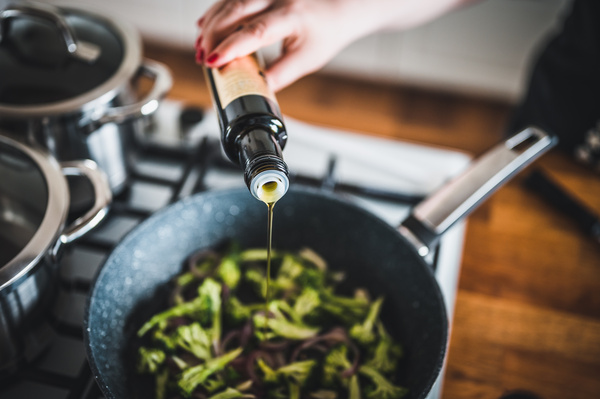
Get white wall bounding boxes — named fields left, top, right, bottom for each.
left=3, top=0, right=570, bottom=101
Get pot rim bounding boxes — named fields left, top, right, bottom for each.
left=0, top=135, right=69, bottom=291
left=0, top=7, right=141, bottom=118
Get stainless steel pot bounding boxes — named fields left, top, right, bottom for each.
left=0, top=134, right=112, bottom=376
left=0, top=2, right=173, bottom=194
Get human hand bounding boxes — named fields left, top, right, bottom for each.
left=195, top=0, right=475, bottom=91
left=195, top=0, right=399, bottom=91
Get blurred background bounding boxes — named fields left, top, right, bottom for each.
left=33, top=0, right=569, bottom=102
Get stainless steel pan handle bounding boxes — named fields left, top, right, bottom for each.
left=399, top=127, right=557, bottom=256
left=0, top=2, right=101, bottom=62
left=94, top=59, right=173, bottom=126
left=57, top=160, right=112, bottom=246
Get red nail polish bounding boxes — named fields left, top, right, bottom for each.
left=207, top=53, right=219, bottom=63
left=195, top=48, right=204, bottom=64
left=195, top=35, right=203, bottom=49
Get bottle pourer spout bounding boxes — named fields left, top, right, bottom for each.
left=250, top=169, right=289, bottom=203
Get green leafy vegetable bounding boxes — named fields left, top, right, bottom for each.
left=208, top=387, right=255, bottom=399
left=175, top=322, right=213, bottom=361
left=135, top=246, right=406, bottom=398
left=349, top=297, right=384, bottom=345
left=178, top=348, right=243, bottom=395
left=366, top=322, right=403, bottom=374
left=137, top=347, right=165, bottom=374
left=322, top=345, right=352, bottom=386
left=359, top=365, right=408, bottom=399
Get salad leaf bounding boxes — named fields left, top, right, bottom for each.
left=137, top=347, right=165, bottom=374
left=175, top=322, right=213, bottom=361
left=349, top=297, right=384, bottom=345
left=218, top=256, right=242, bottom=289
left=207, top=387, right=255, bottom=399
left=365, top=321, right=403, bottom=374
left=135, top=246, right=407, bottom=399
left=359, top=365, right=407, bottom=399
left=178, top=347, right=243, bottom=396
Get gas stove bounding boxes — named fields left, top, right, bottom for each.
left=0, top=100, right=470, bottom=399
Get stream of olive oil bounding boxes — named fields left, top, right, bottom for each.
left=258, top=181, right=281, bottom=333
left=266, top=202, right=274, bottom=308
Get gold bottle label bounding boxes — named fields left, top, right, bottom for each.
left=211, top=54, right=276, bottom=108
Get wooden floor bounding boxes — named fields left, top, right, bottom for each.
left=146, top=44, right=600, bottom=399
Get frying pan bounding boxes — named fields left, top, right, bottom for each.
left=85, top=128, right=555, bottom=399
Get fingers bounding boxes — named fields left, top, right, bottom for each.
left=198, top=0, right=273, bottom=59
left=204, top=10, right=298, bottom=68
left=265, top=44, right=328, bottom=92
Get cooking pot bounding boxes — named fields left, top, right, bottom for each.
left=0, top=1, right=173, bottom=194
left=0, top=134, right=111, bottom=376
left=85, top=128, right=555, bottom=398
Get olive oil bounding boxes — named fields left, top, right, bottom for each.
left=265, top=202, right=275, bottom=306
left=255, top=180, right=286, bottom=323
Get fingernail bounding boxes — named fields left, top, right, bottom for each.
left=195, top=48, right=204, bottom=64
left=195, top=35, right=203, bottom=49
left=197, top=17, right=205, bottom=27
left=206, top=53, right=219, bottom=64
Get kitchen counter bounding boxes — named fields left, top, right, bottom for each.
left=144, top=43, right=600, bottom=399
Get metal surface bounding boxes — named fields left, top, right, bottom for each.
left=56, top=160, right=112, bottom=247
left=0, top=135, right=68, bottom=289
left=0, top=2, right=100, bottom=63
left=94, top=59, right=173, bottom=126
left=0, top=4, right=140, bottom=116
left=0, top=2, right=172, bottom=194
left=402, top=127, right=556, bottom=252
left=0, top=135, right=111, bottom=375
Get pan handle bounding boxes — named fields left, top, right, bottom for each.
left=57, top=160, right=112, bottom=245
left=398, top=127, right=557, bottom=257
left=92, top=59, right=173, bottom=126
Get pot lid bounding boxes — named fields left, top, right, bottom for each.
left=0, top=3, right=141, bottom=115
left=0, top=134, right=69, bottom=289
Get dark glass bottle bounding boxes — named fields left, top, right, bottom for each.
left=204, top=54, right=289, bottom=203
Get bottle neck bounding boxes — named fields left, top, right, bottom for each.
left=240, top=129, right=289, bottom=202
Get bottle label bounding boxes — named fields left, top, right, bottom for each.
left=211, top=54, right=276, bottom=108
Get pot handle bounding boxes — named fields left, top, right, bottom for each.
left=0, top=2, right=101, bottom=62
left=93, top=59, right=173, bottom=126
left=398, top=127, right=557, bottom=257
left=58, top=160, right=112, bottom=245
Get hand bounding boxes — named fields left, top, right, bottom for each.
left=195, top=0, right=398, bottom=91
left=195, top=0, right=475, bottom=91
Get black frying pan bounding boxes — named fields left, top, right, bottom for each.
left=84, top=128, right=555, bottom=399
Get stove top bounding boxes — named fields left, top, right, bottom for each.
left=0, top=100, right=470, bottom=399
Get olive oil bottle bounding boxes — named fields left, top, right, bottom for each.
left=204, top=53, right=289, bottom=203
left=204, top=54, right=290, bottom=315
